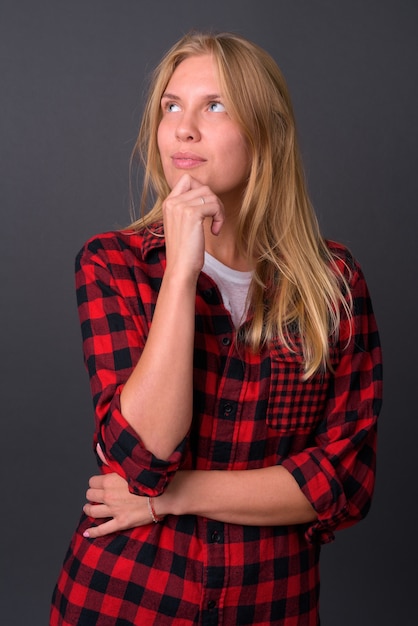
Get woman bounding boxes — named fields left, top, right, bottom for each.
left=51, top=32, right=382, bottom=625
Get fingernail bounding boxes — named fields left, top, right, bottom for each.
left=83, top=530, right=90, bottom=538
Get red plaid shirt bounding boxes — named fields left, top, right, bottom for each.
left=51, top=225, right=382, bottom=626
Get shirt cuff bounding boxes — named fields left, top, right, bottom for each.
left=98, top=386, right=187, bottom=496
left=281, top=450, right=350, bottom=544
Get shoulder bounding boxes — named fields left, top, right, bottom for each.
left=325, top=240, right=356, bottom=269
left=75, top=223, right=165, bottom=271
left=325, top=240, right=377, bottom=327
left=74, top=225, right=166, bottom=303
left=324, top=239, right=364, bottom=285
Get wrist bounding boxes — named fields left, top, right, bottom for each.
left=147, top=496, right=164, bottom=523
left=162, top=266, right=200, bottom=291
left=157, top=471, right=192, bottom=517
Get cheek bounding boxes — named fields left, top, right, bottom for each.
left=157, top=117, right=174, bottom=153
left=227, top=137, right=251, bottom=177
left=226, top=127, right=250, bottom=163
left=156, top=123, right=165, bottom=156
left=157, top=128, right=177, bottom=190
left=157, top=124, right=172, bottom=175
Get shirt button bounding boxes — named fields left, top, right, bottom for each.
left=207, top=600, right=216, bottom=610
left=211, top=530, right=221, bottom=543
left=224, top=403, right=233, bottom=415
left=222, top=337, right=231, bottom=346
left=203, top=288, right=215, bottom=302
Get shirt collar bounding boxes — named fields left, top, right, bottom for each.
left=127, top=221, right=165, bottom=260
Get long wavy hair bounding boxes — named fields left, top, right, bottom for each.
left=129, top=31, right=352, bottom=377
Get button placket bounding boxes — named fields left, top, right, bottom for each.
left=202, top=522, right=225, bottom=625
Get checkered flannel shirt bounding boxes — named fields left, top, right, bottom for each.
left=51, top=224, right=382, bottom=626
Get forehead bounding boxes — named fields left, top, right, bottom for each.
left=164, top=54, right=220, bottom=93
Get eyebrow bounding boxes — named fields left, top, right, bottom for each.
left=161, top=92, right=222, bottom=101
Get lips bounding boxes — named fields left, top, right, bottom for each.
left=171, top=152, right=207, bottom=169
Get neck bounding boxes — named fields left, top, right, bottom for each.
left=203, top=218, right=253, bottom=271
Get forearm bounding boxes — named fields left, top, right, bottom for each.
left=159, top=466, right=317, bottom=526
left=83, top=465, right=317, bottom=538
left=120, top=270, right=196, bottom=460
left=118, top=176, right=225, bottom=462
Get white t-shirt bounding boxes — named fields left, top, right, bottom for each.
left=202, top=252, right=252, bottom=328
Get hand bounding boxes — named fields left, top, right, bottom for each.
left=83, top=472, right=153, bottom=538
left=162, top=174, right=224, bottom=279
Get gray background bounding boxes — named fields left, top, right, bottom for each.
left=1, top=1, right=417, bottom=624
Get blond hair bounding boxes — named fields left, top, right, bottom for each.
left=129, top=31, right=352, bottom=377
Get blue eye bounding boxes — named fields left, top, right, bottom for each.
left=209, top=102, right=226, bottom=112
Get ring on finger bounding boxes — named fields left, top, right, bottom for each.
left=200, top=196, right=205, bottom=205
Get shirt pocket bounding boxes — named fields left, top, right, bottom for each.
left=266, top=340, right=334, bottom=434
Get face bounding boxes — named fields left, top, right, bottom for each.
left=157, top=54, right=250, bottom=208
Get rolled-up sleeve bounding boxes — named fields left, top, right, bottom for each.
left=75, top=235, right=187, bottom=496
left=281, top=263, right=383, bottom=544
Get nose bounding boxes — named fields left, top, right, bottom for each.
left=175, top=111, right=201, bottom=142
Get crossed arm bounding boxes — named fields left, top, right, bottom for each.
left=83, top=461, right=317, bottom=539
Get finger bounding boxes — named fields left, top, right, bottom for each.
left=96, top=443, right=109, bottom=466
left=88, top=474, right=106, bottom=488
left=175, top=187, right=225, bottom=230
left=192, top=195, right=224, bottom=236
left=209, top=202, right=224, bottom=236
left=169, top=173, right=193, bottom=198
left=186, top=181, right=225, bottom=234
left=83, top=518, right=121, bottom=539
left=85, top=487, right=104, bottom=503
left=83, top=502, right=112, bottom=519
